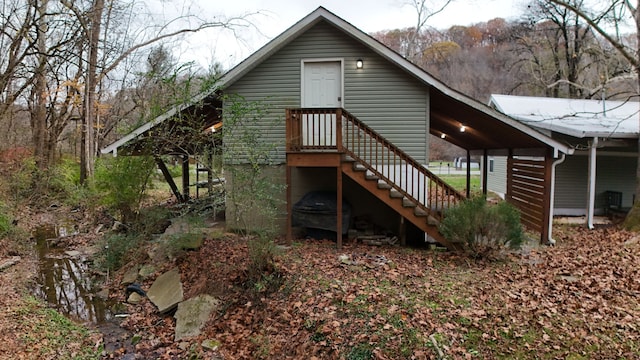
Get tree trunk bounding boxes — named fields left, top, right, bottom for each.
left=80, top=0, right=104, bottom=183
left=32, top=0, right=48, bottom=170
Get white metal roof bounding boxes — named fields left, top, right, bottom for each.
left=489, top=94, right=640, bottom=139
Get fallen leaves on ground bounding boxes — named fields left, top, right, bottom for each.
left=111, top=224, right=640, bottom=359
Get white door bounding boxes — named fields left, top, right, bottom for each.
left=302, top=61, right=342, bottom=147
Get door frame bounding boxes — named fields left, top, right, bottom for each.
left=300, top=58, right=345, bottom=108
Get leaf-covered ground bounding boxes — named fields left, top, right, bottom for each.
left=110, top=224, right=639, bottom=359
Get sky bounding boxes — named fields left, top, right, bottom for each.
left=153, top=0, right=528, bottom=70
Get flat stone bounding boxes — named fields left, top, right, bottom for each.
left=147, top=268, right=183, bottom=314
left=0, top=256, right=20, bottom=271
left=160, top=218, right=206, bottom=250
left=64, top=250, right=81, bottom=257
left=174, top=294, right=219, bottom=341
left=127, top=292, right=143, bottom=304
left=139, top=264, right=156, bottom=279
left=121, top=266, right=139, bottom=285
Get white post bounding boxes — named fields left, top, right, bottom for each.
left=586, top=137, right=598, bottom=229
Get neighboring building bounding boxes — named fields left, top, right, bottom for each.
left=488, top=94, right=639, bottom=228
left=103, top=8, right=572, bottom=246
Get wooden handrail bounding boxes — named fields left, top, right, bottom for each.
left=286, top=108, right=465, bottom=220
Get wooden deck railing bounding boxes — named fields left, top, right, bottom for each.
left=286, top=108, right=464, bottom=219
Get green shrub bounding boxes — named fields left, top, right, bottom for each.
left=0, top=202, right=11, bottom=238
left=48, top=158, right=93, bottom=207
left=439, top=196, right=523, bottom=259
left=93, top=156, right=156, bottom=223
left=95, top=233, right=145, bottom=272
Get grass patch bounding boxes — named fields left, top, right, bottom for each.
left=16, top=296, right=100, bottom=359
left=438, top=175, right=481, bottom=193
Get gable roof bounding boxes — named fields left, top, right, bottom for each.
left=102, top=6, right=572, bottom=156
left=490, top=94, right=640, bottom=139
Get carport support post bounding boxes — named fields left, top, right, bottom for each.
left=182, top=154, right=190, bottom=201
left=337, top=167, right=343, bottom=250
left=586, top=137, right=598, bottom=230
left=286, top=165, right=293, bottom=244
left=466, top=149, right=471, bottom=198
left=154, top=156, right=184, bottom=202
left=482, top=150, right=488, bottom=195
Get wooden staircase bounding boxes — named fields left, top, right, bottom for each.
left=286, top=108, right=465, bottom=249
left=341, top=158, right=448, bottom=246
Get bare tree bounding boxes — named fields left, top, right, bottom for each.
left=402, top=0, right=454, bottom=62
left=547, top=0, right=640, bottom=229
left=53, top=0, right=256, bottom=183
left=0, top=1, right=39, bottom=125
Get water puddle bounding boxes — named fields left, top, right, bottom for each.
left=31, top=224, right=113, bottom=323
left=31, top=223, right=138, bottom=356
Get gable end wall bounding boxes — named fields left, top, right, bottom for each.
left=225, top=20, right=430, bottom=164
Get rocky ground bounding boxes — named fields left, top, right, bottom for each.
left=1, top=202, right=639, bottom=359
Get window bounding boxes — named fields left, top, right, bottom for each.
left=489, top=158, right=494, bottom=173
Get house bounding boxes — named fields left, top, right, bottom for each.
left=102, top=7, right=572, bottom=247
left=488, top=94, right=639, bottom=228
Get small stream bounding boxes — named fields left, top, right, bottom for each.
left=31, top=224, right=136, bottom=355
left=31, top=224, right=113, bottom=323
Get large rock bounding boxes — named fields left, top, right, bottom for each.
left=174, top=294, right=219, bottom=341
left=147, top=268, right=183, bottom=313
left=139, top=264, right=156, bottom=279
left=160, top=218, right=205, bottom=250
left=121, top=266, right=139, bottom=285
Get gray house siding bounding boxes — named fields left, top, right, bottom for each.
left=487, top=153, right=637, bottom=216
left=485, top=156, right=507, bottom=197
left=225, top=20, right=430, bottom=164
left=553, top=155, right=588, bottom=213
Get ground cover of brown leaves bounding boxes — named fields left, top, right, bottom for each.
left=114, top=224, right=640, bottom=359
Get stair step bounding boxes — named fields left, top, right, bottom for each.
left=414, top=207, right=428, bottom=217
left=343, top=155, right=356, bottom=162
left=353, top=163, right=367, bottom=172
left=390, top=189, right=403, bottom=198
left=365, top=173, right=379, bottom=181
left=377, top=182, right=392, bottom=190
left=402, top=198, right=417, bottom=208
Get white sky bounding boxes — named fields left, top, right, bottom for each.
left=157, top=0, right=527, bottom=70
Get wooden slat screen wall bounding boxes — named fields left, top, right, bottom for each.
left=507, top=157, right=547, bottom=234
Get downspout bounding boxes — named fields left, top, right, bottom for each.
left=586, top=137, right=598, bottom=229
left=547, top=153, right=566, bottom=245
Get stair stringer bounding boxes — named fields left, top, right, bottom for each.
left=341, top=162, right=453, bottom=249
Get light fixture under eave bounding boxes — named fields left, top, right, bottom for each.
left=459, top=125, right=466, bottom=133
left=440, top=133, right=446, bottom=139
left=356, top=58, right=364, bottom=69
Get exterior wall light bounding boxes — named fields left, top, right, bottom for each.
left=440, top=133, right=446, bottom=139
left=356, top=59, right=364, bottom=69
left=459, top=125, right=466, bottom=133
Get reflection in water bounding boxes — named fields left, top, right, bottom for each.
left=32, top=224, right=112, bottom=323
